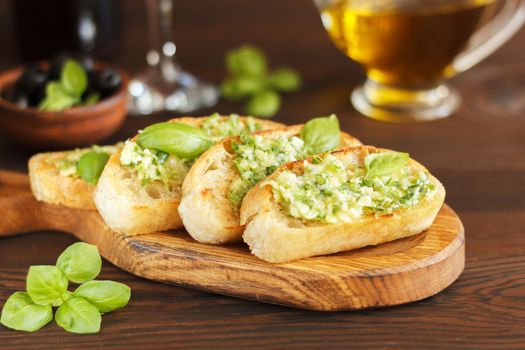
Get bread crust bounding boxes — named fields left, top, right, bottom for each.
left=29, top=152, right=97, bottom=210
left=94, top=115, right=284, bottom=235
left=179, top=126, right=362, bottom=244
left=94, top=153, right=183, bottom=234
left=240, top=146, right=446, bottom=263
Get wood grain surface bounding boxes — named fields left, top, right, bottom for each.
left=0, top=0, right=524, bottom=348
left=0, top=170, right=464, bottom=311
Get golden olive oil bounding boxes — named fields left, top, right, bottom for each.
left=321, top=0, right=499, bottom=87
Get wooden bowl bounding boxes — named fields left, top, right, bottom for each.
left=0, top=63, right=128, bottom=150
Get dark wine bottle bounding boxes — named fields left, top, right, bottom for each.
left=12, top=0, right=120, bottom=61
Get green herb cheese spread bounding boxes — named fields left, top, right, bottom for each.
left=120, top=114, right=263, bottom=185
left=229, top=133, right=307, bottom=205
left=270, top=152, right=436, bottom=223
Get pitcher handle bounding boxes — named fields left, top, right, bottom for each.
left=452, top=0, right=525, bottom=74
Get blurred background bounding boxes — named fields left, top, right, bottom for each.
left=0, top=0, right=364, bottom=87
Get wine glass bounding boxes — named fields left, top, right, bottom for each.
left=127, top=0, right=218, bottom=115
left=313, top=0, right=525, bottom=122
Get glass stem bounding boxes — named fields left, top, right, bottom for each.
left=146, top=0, right=180, bottom=82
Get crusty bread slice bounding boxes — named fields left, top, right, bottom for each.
left=29, top=145, right=121, bottom=210
left=29, top=152, right=98, bottom=210
left=240, top=146, right=446, bottom=263
left=94, top=116, right=284, bottom=235
left=179, top=126, right=361, bottom=244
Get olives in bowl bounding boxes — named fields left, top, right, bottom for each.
left=7, top=53, right=123, bottom=111
left=0, top=53, right=128, bottom=150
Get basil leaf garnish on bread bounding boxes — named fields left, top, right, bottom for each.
left=300, top=114, right=341, bottom=155
left=76, top=151, right=110, bottom=185
left=364, top=151, right=409, bottom=181
left=138, top=122, right=214, bottom=159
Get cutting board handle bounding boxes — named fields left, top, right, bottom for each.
left=0, top=170, right=50, bottom=237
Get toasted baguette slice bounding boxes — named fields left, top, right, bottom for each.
left=240, top=146, right=446, bottom=263
left=179, top=126, right=361, bottom=244
left=29, top=145, right=121, bottom=210
left=94, top=115, right=284, bottom=235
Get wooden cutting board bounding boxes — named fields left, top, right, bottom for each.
left=0, top=170, right=464, bottom=311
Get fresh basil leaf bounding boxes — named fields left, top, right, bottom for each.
left=364, top=151, right=409, bottom=180
left=61, top=60, right=88, bottom=97
left=39, top=82, right=78, bottom=111
left=55, top=296, right=101, bottom=334
left=226, top=45, right=267, bottom=77
left=26, top=265, right=68, bottom=306
left=221, top=76, right=266, bottom=101
left=39, top=96, right=77, bottom=111
left=138, top=122, right=214, bottom=159
left=74, top=280, right=130, bottom=313
left=0, top=292, right=53, bottom=332
left=45, top=81, right=70, bottom=98
left=38, top=61, right=87, bottom=111
left=267, top=67, right=302, bottom=92
left=76, top=151, right=110, bottom=185
left=56, top=242, right=102, bottom=284
left=300, top=114, right=340, bottom=155
left=245, top=90, right=281, bottom=118
left=84, top=92, right=100, bottom=106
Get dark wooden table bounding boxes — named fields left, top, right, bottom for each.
left=1, top=1, right=525, bottom=348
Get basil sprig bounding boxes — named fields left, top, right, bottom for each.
left=138, top=122, right=214, bottom=159
left=300, top=114, right=341, bottom=155
left=0, top=242, right=130, bottom=333
left=61, top=60, right=88, bottom=97
left=76, top=151, right=110, bottom=185
left=39, top=82, right=78, bottom=111
left=39, top=60, right=90, bottom=111
left=221, top=45, right=302, bottom=118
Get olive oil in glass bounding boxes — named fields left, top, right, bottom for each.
left=315, top=0, right=525, bottom=122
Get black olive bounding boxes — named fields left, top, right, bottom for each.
left=14, top=93, right=29, bottom=108
left=75, top=54, right=95, bottom=73
left=15, top=64, right=48, bottom=93
left=81, top=83, right=97, bottom=101
left=86, top=70, right=97, bottom=88
left=49, top=52, right=73, bottom=79
left=27, top=87, right=47, bottom=107
left=81, top=70, right=99, bottom=101
left=14, top=64, right=49, bottom=106
left=6, top=89, right=29, bottom=108
left=93, top=68, right=122, bottom=97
